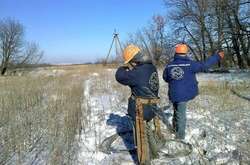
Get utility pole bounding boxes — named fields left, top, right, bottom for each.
left=104, top=29, right=123, bottom=65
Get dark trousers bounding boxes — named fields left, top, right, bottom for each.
left=173, top=102, right=187, bottom=139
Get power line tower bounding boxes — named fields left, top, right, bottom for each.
left=104, top=29, right=123, bottom=65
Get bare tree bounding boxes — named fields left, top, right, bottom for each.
left=19, top=42, right=44, bottom=66
left=0, top=19, right=24, bottom=75
left=126, top=15, right=171, bottom=65
left=166, top=0, right=216, bottom=61
left=224, top=0, right=250, bottom=68
left=0, top=18, right=43, bottom=75
left=164, top=0, right=250, bottom=68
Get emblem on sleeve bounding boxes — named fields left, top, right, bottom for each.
left=149, top=72, right=159, bottom=91
left=170, top=67, right=184, bottom=80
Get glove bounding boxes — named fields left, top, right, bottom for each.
left=122, top=63, right=134, bottom=71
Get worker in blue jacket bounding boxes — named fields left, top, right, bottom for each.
left=116, top=45, right=159, bottom=121
left=115, top=44, right=161, bottom=161
left=163, top=43, right=224, bottom=140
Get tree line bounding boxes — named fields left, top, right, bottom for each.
left=127, top=0, right=250, bottom=69
left=0, top=18, right=43, bottom=75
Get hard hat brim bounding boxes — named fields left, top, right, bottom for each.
left=124, top=55, right=135, bottom=64
left=123, top=44, right=141, bottom=64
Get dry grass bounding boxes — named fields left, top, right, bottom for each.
left=1, top=64, right=249, bottom=164
left=0, top=74, right=85, bottom=164
left=189, top=81, right=250, bottom=112
left=0, top=64, right=121, bottom=164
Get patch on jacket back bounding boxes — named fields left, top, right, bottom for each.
left=170, top=67, right=184, bottom=80
left=149, top=72, right=159, bottom=91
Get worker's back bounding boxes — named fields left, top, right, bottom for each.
left=116, top=63, right=159, bottom=121
left=163, top=53, right=221, bottom=103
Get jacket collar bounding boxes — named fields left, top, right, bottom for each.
left=174, top=54, right=189, bottom=60
left=134, top=62, right=152, bottom=67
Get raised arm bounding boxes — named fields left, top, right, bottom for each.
left=191, top=52, right=224, bottom=73
left=115, top=66, right=137, bottom=86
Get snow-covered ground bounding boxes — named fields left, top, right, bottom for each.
left=77, top=69, right=250, bottom=165
left=1, top=67, right=249, bottom=165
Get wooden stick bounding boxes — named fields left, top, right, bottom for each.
left=135, top=97, right=160, bottom=164
left=154, top=116, right=163, bottom=139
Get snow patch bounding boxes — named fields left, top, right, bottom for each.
left=92, top=73, right=99, bottom=76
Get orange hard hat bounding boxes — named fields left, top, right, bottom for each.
left=175, top=44, right=188, bottom=54
left=123, top=44, right=141, bottom=64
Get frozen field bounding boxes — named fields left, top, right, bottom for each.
left=75, top=67, right=250, bottom=165
left=0, top=65, right=250, bottom=165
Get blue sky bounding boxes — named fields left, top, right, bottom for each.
left=0, top=0, right=166, bottom=64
